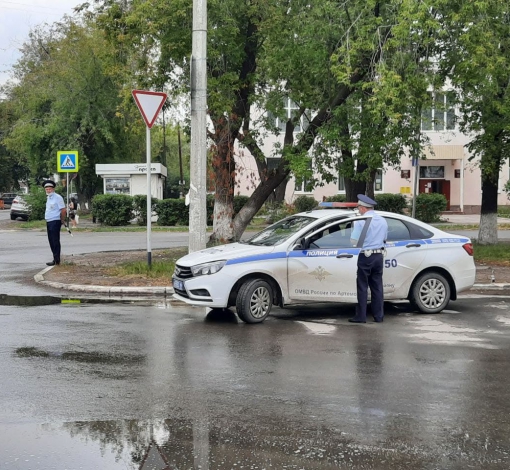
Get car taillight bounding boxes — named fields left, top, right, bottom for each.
left=462, top=243, right=474, bottom=256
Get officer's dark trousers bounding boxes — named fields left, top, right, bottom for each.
left=355, top=253, right=384, bottom=321
left=46, top=220, right=61, bottom=264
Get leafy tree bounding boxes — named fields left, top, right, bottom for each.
left=0, top=101, right=30, bottom=192
left=2, top=18, right=145, bottom=208
left=438, top=1, right=510, bottom=244
left=93, top=0, right=446, bottom=243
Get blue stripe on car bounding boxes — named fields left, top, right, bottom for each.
left=224, top=238, right=470, bottom=266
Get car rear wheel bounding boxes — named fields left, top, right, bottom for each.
left=410, top=272, right=450, bottom=314
left=236, top=279, right=273, bottom=324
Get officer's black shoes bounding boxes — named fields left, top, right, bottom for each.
left=373, top=318, right=384, bottom=323
left=348, top=318, right=366, bottom=323
left=46, top=260, right=60, bottom=266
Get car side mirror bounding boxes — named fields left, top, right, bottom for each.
left=293, top=238, right=309, bottom=250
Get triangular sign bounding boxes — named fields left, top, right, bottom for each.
left=132, top=90, right=167, bottom=128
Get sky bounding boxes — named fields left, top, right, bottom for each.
left=0, top=0, right=80, bottom=85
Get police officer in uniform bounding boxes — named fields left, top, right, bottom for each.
left=348, top=194, right=388, bottom=323
left=43, top=180, right=66, bottom=266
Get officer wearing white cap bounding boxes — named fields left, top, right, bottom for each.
left=348, top=194, right=388, bottom=323
left=42, top=180, right=66, bottom=266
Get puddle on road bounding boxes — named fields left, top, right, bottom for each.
left=1, top=418, right=507, bottom=470
left=0, top=294, right=136, bottom=307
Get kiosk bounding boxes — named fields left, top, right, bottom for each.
left=95, top=163, right=167, bottom=199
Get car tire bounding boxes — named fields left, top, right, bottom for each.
left=10, top=214, right=16, bottom=220
left=236, top=279, right=273, bottom=324
left=410, top=271, right=451, bottom=314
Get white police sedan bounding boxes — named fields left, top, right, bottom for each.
left=172, top=208, right=475, bottom=323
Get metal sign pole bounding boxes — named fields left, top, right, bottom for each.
left=66, top=173, right=70, bottom=223
left=146, top=125, right=152, bottom=267
left=411, top=158, right=419, bottom=219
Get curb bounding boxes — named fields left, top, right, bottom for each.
left=34, top=268, right=510, bottom=297
left=34, top=266, right=175, bottom=298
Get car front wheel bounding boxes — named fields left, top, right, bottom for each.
left=410, top=272, right=451, bottom=314
left=236, top=279, right=273, bottom=324
left=10, top=214, right=16, bottom=220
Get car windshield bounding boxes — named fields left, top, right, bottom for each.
left=244, top=215, right=317, bottom=246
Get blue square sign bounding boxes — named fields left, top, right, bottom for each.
left=57, top=151, right=79, bottom=172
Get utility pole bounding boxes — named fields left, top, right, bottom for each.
left=178, top=124, right=184, bottom=197
left=189, top=0, right=208, bottom=252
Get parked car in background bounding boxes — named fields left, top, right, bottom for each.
left=10, top=195, right=30, bottom=221
left=0, top=192, right=18, bottom=206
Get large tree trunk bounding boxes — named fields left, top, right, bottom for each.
left=478, top=172, right=499, bottom=245
left=232, top=166, right=290, bottom=240
left=209, top=123, right=237, bottom=245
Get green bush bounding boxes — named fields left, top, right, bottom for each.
left=262, top=201, right=297, bottom=224
left=294, top=195, right=318, bottom=212
left=233, top=195, right=250, bottom=216
left=91, top=194, right=134, bottom=226
left=155, top=199, right=189, bottom=226
left=23, top=185, right=48, bottom=221
left=133, top=195, right=158, bottom=226
left=414, top=193, right=447, bottom=223
left=374, top=193, right=408, bottom=214
left=324, top=194, right=346, bottom=202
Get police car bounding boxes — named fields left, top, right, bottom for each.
left=172, top=207, right=475, bottom=323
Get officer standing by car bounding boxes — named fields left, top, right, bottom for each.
left=349, top=194, right=388, bottom=323
left=43, top=180, right=66, bottom=266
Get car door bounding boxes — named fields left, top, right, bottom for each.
left=382, top=217, right=427, bottom=296
left=287, top=219, right=361, bottom=303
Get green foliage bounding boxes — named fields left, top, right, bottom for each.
left=23, top=185, right=48, bottom=221
left=92, top=194, right=134, bottom=226
left=473, top=242, right=510, bottom=265
left=262, top=202, right=297, bottom=224
left=155, top=199, right=189, bottom=226
left=414, top=193, right=447, bottom=223
left=324, top=194, right=346, bottom=203
left=133, top=195, right=158, bottom=226
left=374, top=193, right=408, bottom=214
left=2, top=20, right=145, bottom=203
left=498, top=205, right=510, bottom=218
left=504, top=180, right=510, bottom=200
left=294, top=195, right=318, bottom=212
left=233, top=195, right=250, bottom=216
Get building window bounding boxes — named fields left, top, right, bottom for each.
left=266, top=158, right=280, bottom=172
left=295, top=160, right=313, bottom=193
left=338, top=175, right=345, bottom=192
left=105, top=177, right=130, bottom=194
left=270, top=97, right=309, bottom=133
left=336, top=169, right=382, bottom=192
left=374, top=169, right=383, bottom=191
left=420, top=166, right=445, bottom=178
left=421, top=92, right=456, bottom=131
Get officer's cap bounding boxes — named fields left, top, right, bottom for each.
left=357, top=194, right=377, bottom=207
left=42, top=180, right=56, bottom=188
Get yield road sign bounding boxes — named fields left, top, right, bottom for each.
left=57, top=151, right=79, bottom=172
left=132, top=90, right=167, bottom=128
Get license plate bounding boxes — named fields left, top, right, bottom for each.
left=173, top=278, right=184, bottom=291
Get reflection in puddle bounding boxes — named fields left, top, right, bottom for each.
left=1, top=416, right=504, bottom=469
left=0, top=294, right=120, bottom=307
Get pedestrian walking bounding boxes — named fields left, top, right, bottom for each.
left=43, top=180, right=66, bottom=266
left=69, top=196, right=78, bottom=228
left=348, top=194, right=388, bottom=323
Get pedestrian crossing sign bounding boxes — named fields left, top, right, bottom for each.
left=57, top=151, right=79, bottom=172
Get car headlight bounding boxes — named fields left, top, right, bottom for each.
left=191, top=260, right=227, bottom=276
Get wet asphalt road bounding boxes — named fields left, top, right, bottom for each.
left=1, top=295, right=510, bottom=469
